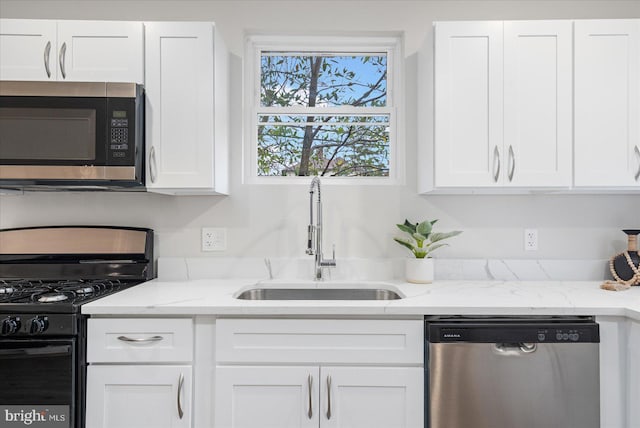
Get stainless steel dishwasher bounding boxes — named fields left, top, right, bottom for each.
left=425, top=316, right=600, bottom=428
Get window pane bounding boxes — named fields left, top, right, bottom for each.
left=260, top=54, right=387, bottom=108
left=257, top=115, right=390, bottom=177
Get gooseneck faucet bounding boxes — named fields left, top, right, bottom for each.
left=306, top=177, right=336, bottom=280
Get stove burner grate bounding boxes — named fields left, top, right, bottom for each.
left=32, top=292, right=69, bottom=303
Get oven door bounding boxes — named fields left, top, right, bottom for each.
left=0, top=338, right=76, bottom=428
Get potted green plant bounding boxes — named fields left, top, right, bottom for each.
left=394, top=219, right=462, bottom=283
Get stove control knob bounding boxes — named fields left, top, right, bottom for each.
left=1, top=316, right=21, bottom=335
left=29, top=316, right=49, bottom=334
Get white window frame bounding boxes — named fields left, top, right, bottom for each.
left=243, top=34, right=405, bottom=185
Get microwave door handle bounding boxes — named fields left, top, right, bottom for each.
left=59, top=42, right=67, bottom=79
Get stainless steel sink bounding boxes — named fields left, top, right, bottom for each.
left=235, top=287, right=403, bottom=301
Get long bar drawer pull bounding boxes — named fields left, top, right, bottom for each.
left=493, top=146, right=501, bottom=183
left=149, top=146, right=157, bottom=183
left=307, top=374, right=313, bottom=419
left=326, top=375, right=332, bottom=420
left=508, top=145, right=515, bottom=182
left=59, top=42, right=67, bottom=79
left=177, top=373, right=185, bottom=419
left=43, top=41, right=52, bottom=78
left=117, top=335, right=164, bottom=343
left=635, top=146, right=640, bottom=181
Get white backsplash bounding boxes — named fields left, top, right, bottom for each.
left=158, top=257, right=611, bottom=282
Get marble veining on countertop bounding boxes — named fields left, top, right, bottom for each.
left=82, top=278, right=640, bottom=321
left=81, top=257, right=640, bottom=319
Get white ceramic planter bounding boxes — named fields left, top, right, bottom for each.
left=405, top=258, right=434, bottom=284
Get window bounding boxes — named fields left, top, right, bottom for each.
left=244, top=35, right=404, bottom=183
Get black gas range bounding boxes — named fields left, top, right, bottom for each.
left=0, top=226, right=154, bottom=428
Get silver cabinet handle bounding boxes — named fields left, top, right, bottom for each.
left=508, top=145, right=515, bottom=182
left=43, top=41, right=52, bottom=78
left=493, top=146, right=501, bottom=182
left=149, top=146, right=157, bottom=183
left=59, top=42, right=67, bottom=79
left=326, top=375, right=332, bottom=420
left=177, top=373, right=184, bottom=419
left=635, top=146, right=640, bottom=181
left=307, top=375, right=313, bottom=419
left=117, top=335, right=163, bottom=343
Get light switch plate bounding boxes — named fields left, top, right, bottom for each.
left=202, top=227, right=227, bottom=252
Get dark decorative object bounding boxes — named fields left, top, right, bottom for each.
left=610, top=229, right=640, bottom=286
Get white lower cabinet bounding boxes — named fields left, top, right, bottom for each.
left=629, top=320, right=640, bottom=427
left=321, top=366, right=423, bottom=428
left=216, top=366, right=422, bottom=428
left=86, top=318, right=194, bottom=428
left=86, top=365, right=192, bottom=428
left=214, top=318, right=424, bottom=428
left=216, top=366, right=319, bottom=428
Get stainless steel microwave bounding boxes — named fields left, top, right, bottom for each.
left=0, top=81, right=144, bottom=190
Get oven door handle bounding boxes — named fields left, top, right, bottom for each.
left=0, top=345, right=71, bottom=358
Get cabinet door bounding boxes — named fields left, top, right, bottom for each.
left=321, top=367, right=423, bottom=428
left=144, top=22, right=217, bottom=193
left=56, top=21, right=143, bottom=83
left=0, top=19, right=57, bottom=80
left=575, top=20, right=640, bottom=187
left=215, top=366, right=319, bottom=428
left=629, top=321, right=640, bottom=427
left=503, top=21, right=572, bottom=187
left=434, top=21, right=504, bottom=187
left=86, top=365, right=191, bottom=428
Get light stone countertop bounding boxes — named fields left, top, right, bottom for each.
left=81, top=279, right=640, bottom=321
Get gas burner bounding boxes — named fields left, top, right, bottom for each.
left=56, top=281, right=95, bottom=295
left=36, top=292, right=73, bottom=303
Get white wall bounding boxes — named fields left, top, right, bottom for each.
left=1, top=0, right=639, bottom=262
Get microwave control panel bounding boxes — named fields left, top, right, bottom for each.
left=106, top=97, right=139, bottom=166
left=109, top=115, right=130, bottom=158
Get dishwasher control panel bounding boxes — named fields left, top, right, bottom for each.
left=427, top=321, right=600, bottom=343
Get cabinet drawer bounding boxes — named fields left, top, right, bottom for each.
left=216, top=318, right=423, bottom=365
left=87, top=318, right=193, bottom=363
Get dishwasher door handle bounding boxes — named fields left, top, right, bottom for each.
left=494, top=342, right=537, bottom=354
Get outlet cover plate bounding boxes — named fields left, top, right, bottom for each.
left=524, top=228, right=538, bottom=251
left=202, top=227, right=227, bottom=252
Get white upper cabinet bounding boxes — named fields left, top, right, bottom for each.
left=503, top=21, right=572, bottom=187
left=144, top=22, right=229, bottom=195
left=574, top=19, right=640, bottom=188
left=0, top=20, right=57, bottom=80
left=434, top=21, right=503, bottom=187
left=434, top=20, right=572, bottom=189
left=55, top=21, right=143, bottom=83
left=0, top=19, right=143, bottom=83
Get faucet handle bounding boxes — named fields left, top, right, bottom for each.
left=321, top=244, right=337, bottom=267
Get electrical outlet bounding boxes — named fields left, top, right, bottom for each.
left=202, top=227, right=227, bottom=252
left=524, top=229, right=538, bottom=251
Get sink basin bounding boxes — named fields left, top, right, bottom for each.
left=235, top=283, right=403, bottom=301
